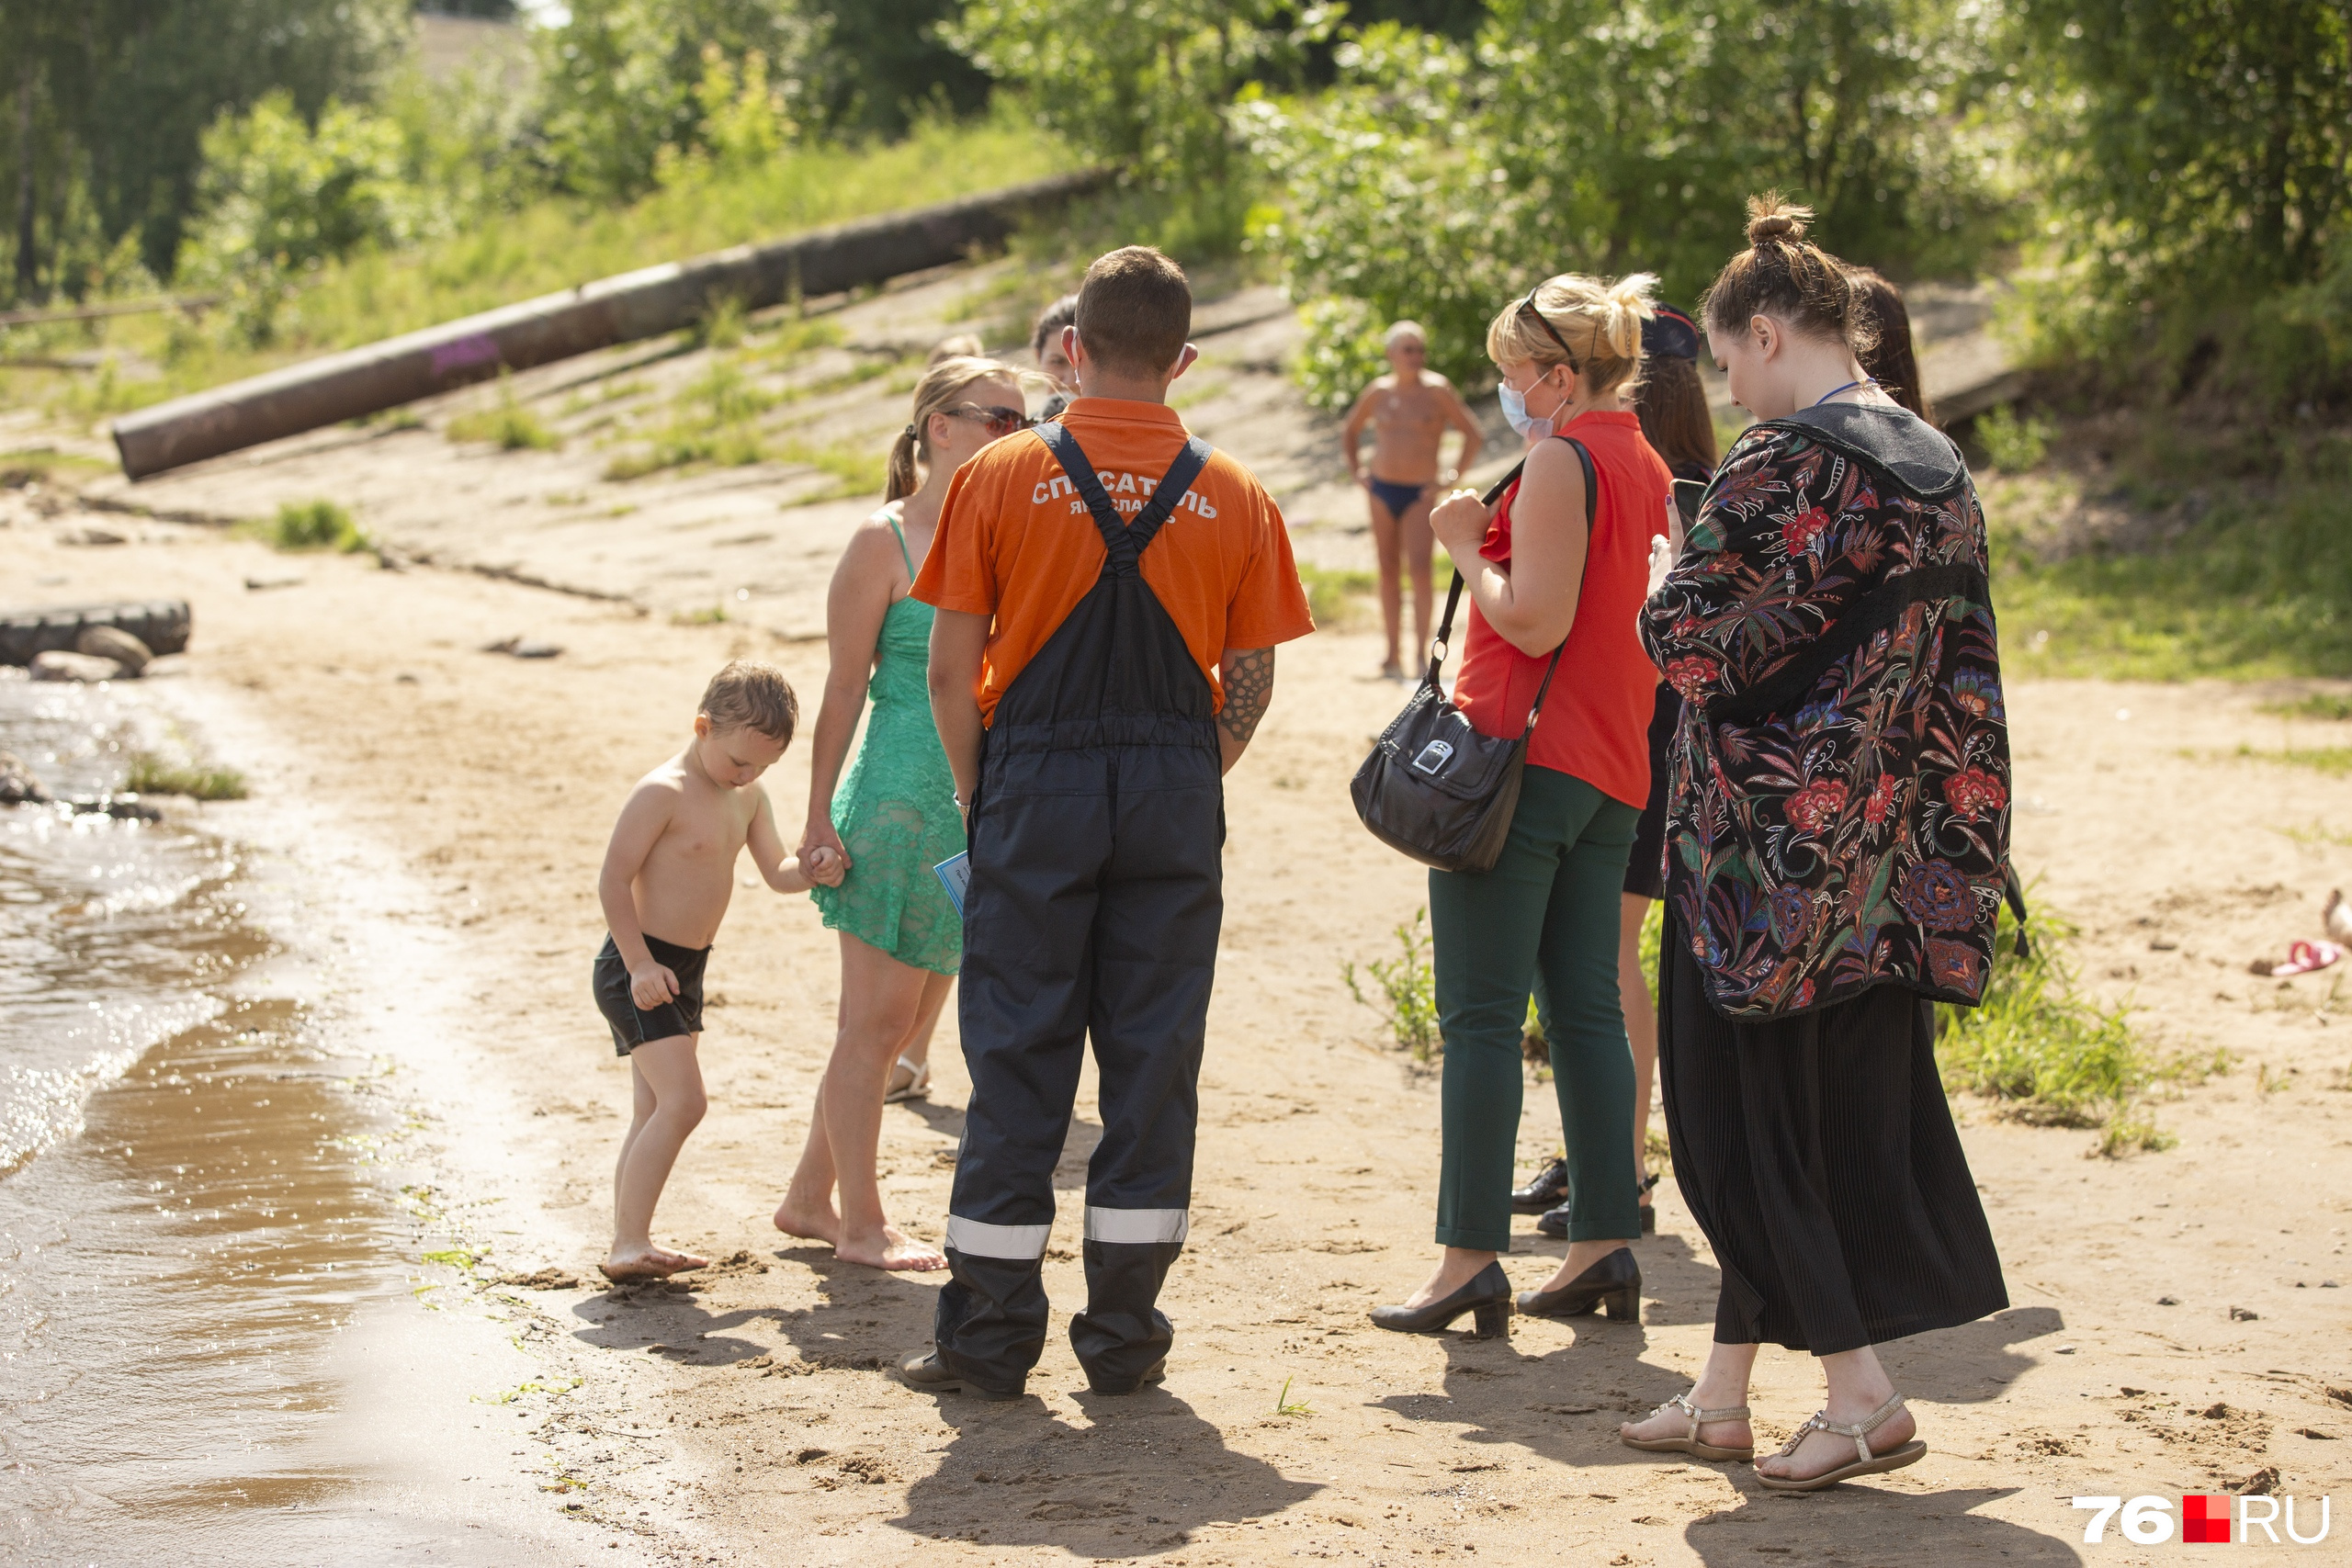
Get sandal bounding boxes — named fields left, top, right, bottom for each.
left=883, top=1055, right=931, bottom=1104
left=1620, top=1391, right=1754, bottom=1461
left=2253, top=940, right=2343, bottom=978
left=1754, top=1392, right=1927, bottom=1491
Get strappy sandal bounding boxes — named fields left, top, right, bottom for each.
left=1620, top=1391, right=1754, bottom=1461
left=1754, top=1392, right=1927, bottom=1491
left=883, top=1055, right=930, bottom=1104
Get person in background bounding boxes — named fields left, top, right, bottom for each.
left=929, top=333, right=986, bottom=366
left=1369, top=273, right=1668, bottom=1341
left=1340, top=321, right=1486, bottom=678
left=1847, top=267, right=1930, bottom=422
left=1623, top=196, right=2008, bottom=1490
left=1514, top=302, right=1716, bottom=1244
left=1030, top=292, right=1079, bottom=420
left=773, top=356, right=1029, bottom=1271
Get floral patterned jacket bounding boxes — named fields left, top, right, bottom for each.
left=1639, top=404, right=2012, bottom=1021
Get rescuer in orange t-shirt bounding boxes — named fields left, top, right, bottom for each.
left=898, top=246, right=1314, bottom=1401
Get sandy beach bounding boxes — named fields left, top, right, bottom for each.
left=5, top=442, right=2349, bottom=1563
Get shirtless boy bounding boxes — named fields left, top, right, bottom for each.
left=594, top=660, right=843, bottom=1282
left=1339, top=321, right=1486, bottom=677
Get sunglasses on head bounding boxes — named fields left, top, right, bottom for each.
left=946, top=403, right=1033, bottom=437
left=1517, top=287, right=1582, bottom=373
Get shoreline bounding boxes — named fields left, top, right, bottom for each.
left=3, top=503, right=2347, bottom=1564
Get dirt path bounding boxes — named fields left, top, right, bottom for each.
left=6, top=475, right=2347, bottom=1564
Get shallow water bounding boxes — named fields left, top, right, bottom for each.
left=0, top=673, right=414, bottom=1553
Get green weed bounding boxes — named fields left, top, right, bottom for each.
left=2224, top=743, right=2352, bottom=776
left=124, top=754, right=248, bottom=800
left=447, top=377, right=561, bottom=451
left=2258, top=692, right=2352, bottom=722
left=2275, top=820, right=2352, bottom=849
left=1272, top=1376, right=1313, bottom=1417
left=778, top=437, right=888, bottom=502
left=1343, top=908, right=1440, bottom=1063
left=254, top=499, right=371, bottom=554
left=671, top=605, right=729, bottom=626
left=1936, top=897, right=2215, bottom=1156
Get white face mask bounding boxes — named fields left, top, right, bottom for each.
left=1498, top=377, right=1554, bottom=439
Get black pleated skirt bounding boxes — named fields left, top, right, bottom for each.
left=1658, top=911, right=2007, bottom=1354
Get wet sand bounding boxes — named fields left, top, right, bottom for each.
left=2, top=501, right=2346, bottom=1564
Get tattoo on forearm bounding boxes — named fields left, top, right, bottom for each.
left=1219, top=648, right=1274, bottom=746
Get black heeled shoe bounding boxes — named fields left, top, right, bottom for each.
left=1370, top=1260, right=1512, bottom=1337
left=1538, top=1174, right=1659, bottom=1238
left=1510, top=1156, right=1569, bottom=1214
left=1515, top=1246, right=1641, bottom=1322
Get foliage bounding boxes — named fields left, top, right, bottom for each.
left=1343, top=908, right=1440, bottom=1062
left=124, top=754, right=249, bottom=801
left=1935, top=895, right=2214, bottom=1155
left=1253, top=3, right=2017, bottom=395
left=0, top=0, right=408, bottom=300
left=1295, top=562, right=1375, bottom=628
left=949, top=0, right=1321, bottom=255
left=1974, top=404, right=2054, bottom=472
left=537, top=0, right=820, bottom=201
left=446, top=378, right=563, bottom=451
left=178, top=93, right=428, bottom=345
left=2008, top=0, right=2352, bottom=404
left=258, top=499, right=373, bottom=554
left=808, top=0, right=993, bottom=141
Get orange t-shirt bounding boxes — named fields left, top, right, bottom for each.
left=912, top=398, right=1316, bottom=724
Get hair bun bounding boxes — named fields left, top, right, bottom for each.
left=1745, top=191, right=1814, bottom=245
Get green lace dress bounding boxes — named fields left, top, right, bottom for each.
left=809, top=510, right=967, bottom=975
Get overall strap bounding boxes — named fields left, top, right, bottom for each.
left=1035, top=422, right=1213, bottom=580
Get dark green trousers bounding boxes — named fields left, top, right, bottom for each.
left=1428, top=765, right=1640, bottom=1250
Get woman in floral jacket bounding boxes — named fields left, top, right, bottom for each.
left=1619, top=197, right=2009, bottom=1493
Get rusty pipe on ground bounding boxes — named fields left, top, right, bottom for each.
left=111, top=167, right=1112, bottom=480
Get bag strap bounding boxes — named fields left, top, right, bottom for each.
left=1035, top=421, right=1212, bottom=579
left=1425, top=438, right=1598, bottom=741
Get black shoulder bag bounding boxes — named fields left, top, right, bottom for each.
left=1349, top=438, right=1597, bottom=874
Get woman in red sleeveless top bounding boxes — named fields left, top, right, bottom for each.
left=1368, top=274, right=1674, bottom=1339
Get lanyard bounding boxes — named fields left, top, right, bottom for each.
left=1813, top=378, right=1876, bottom=406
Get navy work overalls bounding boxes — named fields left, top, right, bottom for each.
left=934, top=422, right=1226, bottom=1396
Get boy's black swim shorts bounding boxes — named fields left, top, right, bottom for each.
left=593, top=932, right=710, bottom=1055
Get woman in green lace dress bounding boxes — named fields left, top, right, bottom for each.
left=774, top=357, right=1027, bottom=1271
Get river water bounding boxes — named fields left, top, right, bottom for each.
left=0, top=671, right=577, bottom=1562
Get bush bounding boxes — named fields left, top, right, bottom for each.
left=1974, top=404, right=2054, bottom=472
left=125, top=754, right=249, bottom=801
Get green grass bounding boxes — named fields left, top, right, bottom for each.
left=18, top=118, right=1072, bottom=421
left=251, top=499, right=372, bottom=554
left=124, top=754, right=248, bottom=800
left=1935, top=896, right=2223, bottom=1156
left=1298, top=563, right=1375, bottom=630
left=2218, top=743, right=2352, bottom=775
left=778, top=438, right=888, bottom=502
left=670, top=605, right=729, bottom=626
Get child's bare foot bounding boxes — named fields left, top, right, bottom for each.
left=835, top=1223, right=946, bottom=1272
left=601, top=1244, right=708, bottom=1282
left=773, top=1188, right=841, bottom=1246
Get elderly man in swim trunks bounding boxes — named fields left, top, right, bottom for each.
left=1340, top=321, right=1486, bottom=678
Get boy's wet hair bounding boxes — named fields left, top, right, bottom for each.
left=1072, top=246, right=1191, bottom=377
left=699, top=660, right=797, bottom=743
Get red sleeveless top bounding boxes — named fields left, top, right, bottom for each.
left=1452, top=410, right=1670, bottom=809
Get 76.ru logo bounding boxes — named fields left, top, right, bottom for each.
left=2073, top=1494, right=2332, bottom=1545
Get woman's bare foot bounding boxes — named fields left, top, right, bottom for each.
left=1380, top=659, right=1407, bottom=681
left=1757, top=1398, right=1917, bottom=1483
left=601, top=1244, right=708, bottom=1282
left=835, top=1223, right=945, bottom=1272
left=773, top=1186, right=842, bottom=1246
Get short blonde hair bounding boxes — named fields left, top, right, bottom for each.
left=1485, top=272, right=1658, bottom=400
left=1385, top=320, right=1427, bottom=348
left=699, top=660, right=797, bottom=743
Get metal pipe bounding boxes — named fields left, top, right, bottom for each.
left=111, top=167, right=1112, bottom=480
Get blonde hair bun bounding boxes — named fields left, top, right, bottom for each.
left=1604, top=272, right=1659, bottom=361
left=1745, top=192, right=1815, bottom=245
